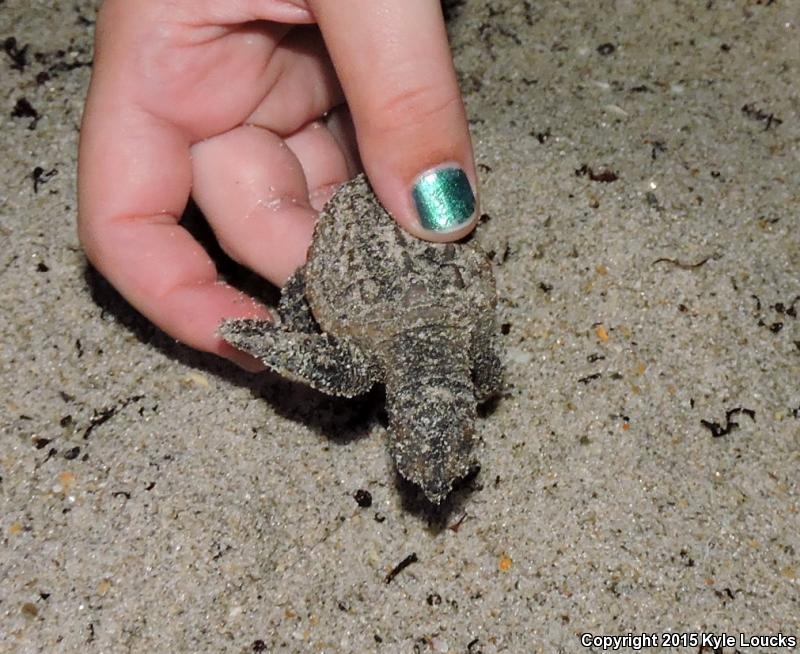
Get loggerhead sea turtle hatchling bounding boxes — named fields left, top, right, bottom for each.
left=220, top=174, right=503, bottom=504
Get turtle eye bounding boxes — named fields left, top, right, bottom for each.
left=359, top=278, right=379, bottom=302
left=342, top=281, right=362, bottom=305
left=441, top=264, right=465, bottom=289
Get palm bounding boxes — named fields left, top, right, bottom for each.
left=136, top=22, right=288, bottom=139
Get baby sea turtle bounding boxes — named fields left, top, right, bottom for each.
left=220, top=174, right=503, bottom=504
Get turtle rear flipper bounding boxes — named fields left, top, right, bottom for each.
left=220, top=319, right=378, bottom=397
left=471, top=312, right=505, bottom=402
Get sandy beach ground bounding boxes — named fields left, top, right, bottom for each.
left=1, top=1, right=798, bottom=651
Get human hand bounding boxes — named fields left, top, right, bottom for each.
left=78, top=0, right=478, bottom=369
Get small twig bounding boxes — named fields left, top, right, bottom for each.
left=385, top=553, right=418, bottom=584
left=653, top=256, right=712, bottom=270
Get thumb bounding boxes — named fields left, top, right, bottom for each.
left=308, top=0, right=478, bottom=242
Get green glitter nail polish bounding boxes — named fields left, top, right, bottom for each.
left=412, top=167, right=475, bottom=232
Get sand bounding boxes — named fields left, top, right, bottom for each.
left=1, top=0, right=798, bottom=652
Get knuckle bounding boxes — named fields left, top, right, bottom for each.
left=366, top=84, right=461, bottom=134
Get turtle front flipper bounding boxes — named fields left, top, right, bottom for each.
left=220, top=319, right=378, bottom=397
left=277, top=267, right=319, bottom=333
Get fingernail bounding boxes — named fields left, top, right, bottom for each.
left=411, top=166, right=476, bottom=232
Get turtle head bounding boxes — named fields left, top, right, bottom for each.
left=387, top=382, right=477, bottom=505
